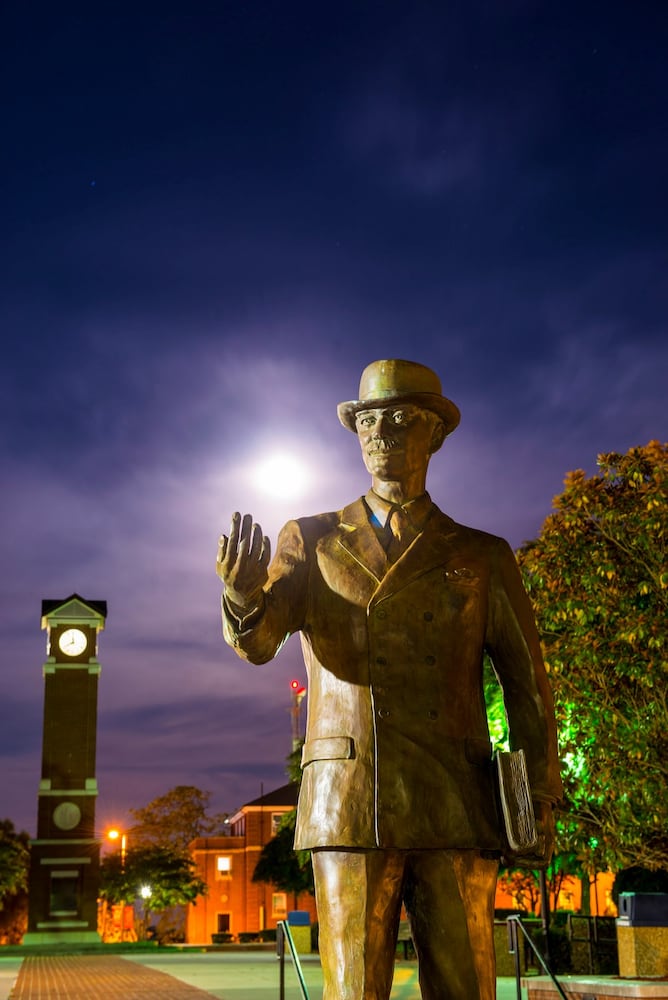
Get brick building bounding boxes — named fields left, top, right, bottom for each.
left=186, top=784, right=317, bottom=944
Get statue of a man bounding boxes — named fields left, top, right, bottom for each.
left=217, top=359, right=562, bottom=1000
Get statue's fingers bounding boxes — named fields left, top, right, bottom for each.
left=227, top=512, right=242, bottom=556
left=217, top=534, right=229, bottom=564
left=260, top=534, right=271, bottom=568
left=237, top=513, right=254, bottom=558
left=248, top=522, right=265, bottom=562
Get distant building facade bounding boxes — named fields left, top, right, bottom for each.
left=187, top=782, right=616, bottom=945
left=186, top=784, right=317, bottom=944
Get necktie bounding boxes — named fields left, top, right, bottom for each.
left=387, top=506, right=413, bottom=562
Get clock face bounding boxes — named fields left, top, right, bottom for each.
left=53, top=801, right=82, bottom=830
left=58, top=628, right=88, bottom=657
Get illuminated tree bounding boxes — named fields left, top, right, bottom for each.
left=129, top=785, right=226, bottom=855
left=517, top=441, right=668, bottom=873
left=0, top=820, right=29, bottom=943
left=99, top=845, right=207, bottom=940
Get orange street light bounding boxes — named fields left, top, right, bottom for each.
left=107, top=828, right=127, bottom=869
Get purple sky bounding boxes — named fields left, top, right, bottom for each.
left=1, top=3, right=666, bottom=837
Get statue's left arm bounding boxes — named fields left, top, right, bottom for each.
left=486, top=537, right=563, bottom=856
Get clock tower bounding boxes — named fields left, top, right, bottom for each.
left=24, top=594, right=107, bottom=944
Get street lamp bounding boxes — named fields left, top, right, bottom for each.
left=139, top=884, right=152, bottom=941
left=107, top=828, right=127, bottom=869
left=106, top=829, right=130, bottom=942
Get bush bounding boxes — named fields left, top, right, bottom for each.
left=526, top=924, right=572, bottom=975
left=612, top=866, right=668, bottom=905
left=211, top=932, right=233, bottom=944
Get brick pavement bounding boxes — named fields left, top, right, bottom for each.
left=10, top=955, right=218, bottom=999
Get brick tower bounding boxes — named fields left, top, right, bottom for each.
left=24, top=595, right=107, bottom=945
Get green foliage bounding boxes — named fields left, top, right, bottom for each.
left=99, top=844, right=207, bottom=911
left=612, top=865, right=668, bottom=904
left=0, top=820, right=30, bottom=943
left=517, top=441, right=668, bottom=873
left=252, top=815, right=314, bottom=896
left=0, top=819, right=30, bottom=902
left=483, top=654, right=510, bottom=751
left=129, top=785, right=226, bottom=854
left=252, top=747, right=314, bottom=896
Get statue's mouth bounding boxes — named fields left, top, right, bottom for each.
left=368, top=438, right=400, bottom=455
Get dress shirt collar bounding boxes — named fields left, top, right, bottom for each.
left=364, top=489, right=433, bottom=531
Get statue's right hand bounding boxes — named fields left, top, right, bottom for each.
left=216, top=512, right=271, bottom=609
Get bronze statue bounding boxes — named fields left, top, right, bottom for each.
left=217, top=359, right=562, bottom=1000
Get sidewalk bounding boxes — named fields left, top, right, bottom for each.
left=1, top=950, right=529, bottom=998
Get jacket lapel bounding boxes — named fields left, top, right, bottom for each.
left=336, top=498, right=388, bottom=583
left=334, top=500, right=461, bottom=601
left=370, top=507, right=460, bottom=604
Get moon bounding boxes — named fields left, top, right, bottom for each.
left=251, top=450, right=312, bottom=500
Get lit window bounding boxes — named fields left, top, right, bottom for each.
left=216, top=855, right=232, bottom=877
left=272, top=892, right=287, bottom=916
left=271, top=813, right=284, bottom=836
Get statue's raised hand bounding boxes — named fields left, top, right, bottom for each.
left=217, top=512, right=271, bottom=610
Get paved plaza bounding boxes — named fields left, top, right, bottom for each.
left=0, top=950, right=528, bottom=999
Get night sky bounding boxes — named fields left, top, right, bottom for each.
left=1, top=3, right=666, bottom=837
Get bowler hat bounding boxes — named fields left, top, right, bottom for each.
left=337, top=359, right=460, bottom=437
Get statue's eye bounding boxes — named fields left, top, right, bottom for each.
left=357, top=413, right=375, bottom=428
left=392, top=411, right=406, bottom=424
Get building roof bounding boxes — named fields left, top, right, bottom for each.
left=243, top=782, right=299, bottom=809
left=41, top=594, right=108, bottom=618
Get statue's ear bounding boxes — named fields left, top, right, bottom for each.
left=430, top=419, right=447, bottom=453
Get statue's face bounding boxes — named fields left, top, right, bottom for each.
left=355, top=404, right=439, bottom=481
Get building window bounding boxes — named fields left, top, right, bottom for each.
left=217, top=913, right=231, bottom=933
left=216, top=855, right=232, bottom=878
left=49, top=871, right=80, bottom=916
left=272, top=892, right=287, bottom=917
left=271, top=812, right=284, bottom=836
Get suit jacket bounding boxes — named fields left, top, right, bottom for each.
left=223, top=498, right=562, bottom=851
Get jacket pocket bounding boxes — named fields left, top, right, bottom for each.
left=301, top=736, right=355, bottom=766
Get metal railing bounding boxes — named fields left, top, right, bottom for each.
left=276, top=920, right=310, bottom=1000
left=566, top=913, right=617, bottom=975
left=507, top=915, right=568, bottom=1000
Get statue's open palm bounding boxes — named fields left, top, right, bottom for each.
left=217, top=512, right=271, bottom=609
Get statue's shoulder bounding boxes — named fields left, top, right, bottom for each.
left=295, top=510, right=341, bottom=535
left=430, top=505, right=510, bottom=552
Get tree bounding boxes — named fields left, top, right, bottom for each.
left=99, top=845, right=207, bottom=941
left=129, top=785, right=226, bottom=855
left=252, top=744, right=315, bottom=899
left=517, top=441, right=668, bottom=874
left=0, top=820, right=29, bottom=900
left=252, top=816, right=314, bottom=898
left=0, top=820, right=30, bottom=944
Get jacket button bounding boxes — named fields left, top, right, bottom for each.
left=376, top=656, right=387, bottom=666
left=423, top=611, right=433, bottom=621
left=376, top=609, right=387, bottom=619
left=378, top=708, right=391, bottom=719
left=425, top=655, right=436, bottom=665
